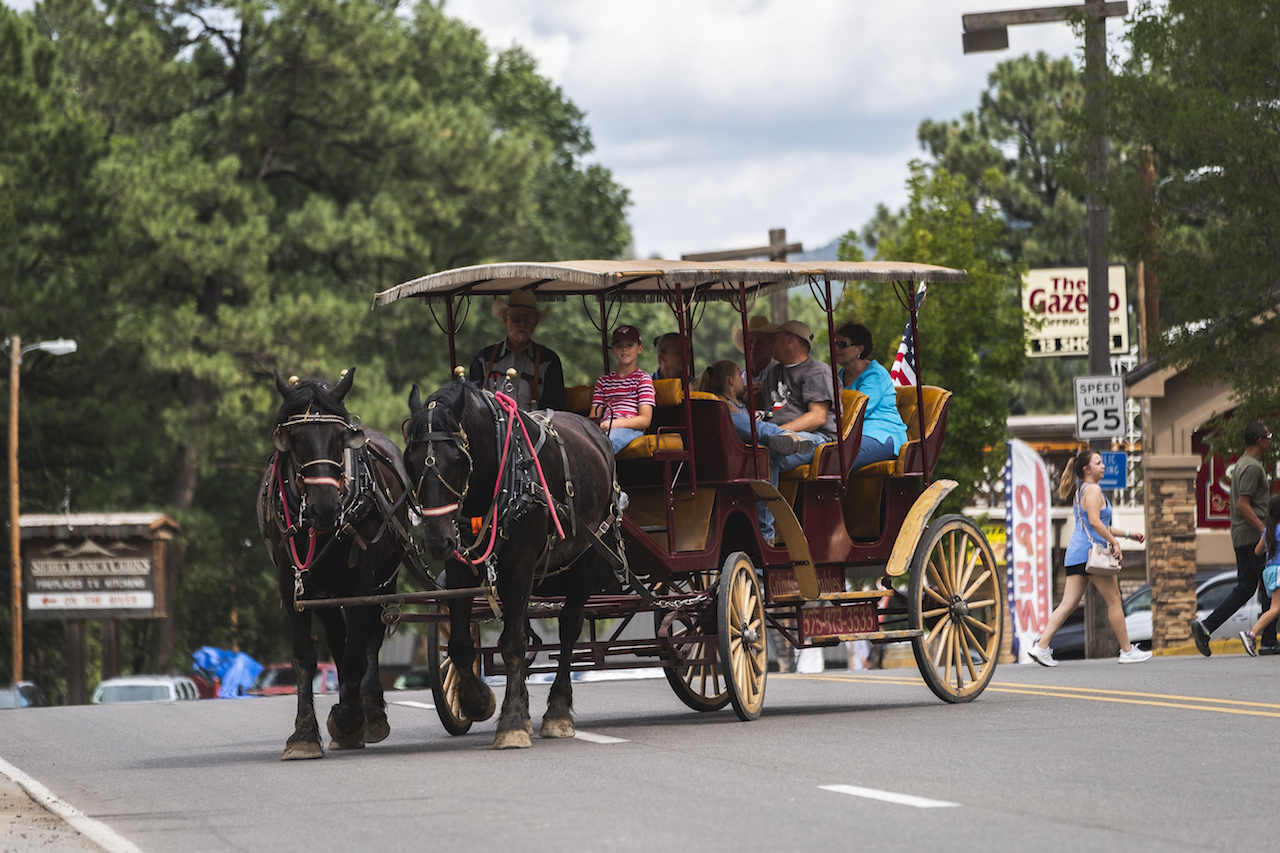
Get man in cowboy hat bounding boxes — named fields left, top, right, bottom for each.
left=468, top=290, right=567, bottom=411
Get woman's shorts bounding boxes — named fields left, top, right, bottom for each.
left=1065, top=562, right=1087, bottom=577
left=1264, top=564, right=1279, bottom=596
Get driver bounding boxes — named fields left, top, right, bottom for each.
left=468, top=290, right=567, bottom=411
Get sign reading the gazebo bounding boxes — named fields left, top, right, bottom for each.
left=24, top=538, right=158, bottom=619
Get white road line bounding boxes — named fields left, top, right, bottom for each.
left=393, top=700, right=435, bottom=710
left=819, top=784, right=960, bottom=809
left=573, top=731, right=628, bottom=744
left=0, top=756, right=144, bottom=853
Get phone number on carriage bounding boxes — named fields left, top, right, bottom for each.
left=27, top=592, right=155, bottom=611
left=800, top=603, right=878, bottom=639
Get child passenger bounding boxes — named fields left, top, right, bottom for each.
left=591, top=325, right=655, bottom=455
left=1241, top=494, right=1280, bottom=656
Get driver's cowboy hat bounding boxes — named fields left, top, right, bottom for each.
left=492, top=289, right=551, bottom=323
left=732, top=314, right=774, bottom=353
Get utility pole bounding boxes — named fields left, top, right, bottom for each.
left=683, top=228, right=802, bottom=323
left=963, top=3, right=1129, bottom=662
left=963, top=1, right=1127, bottom=451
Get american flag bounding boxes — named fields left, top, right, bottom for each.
left=889, top=283, right=928, bottom=387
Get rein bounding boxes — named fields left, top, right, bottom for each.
left=274, top=453, right=317, bottom=571
left=411, top=388, right=566, bottom=571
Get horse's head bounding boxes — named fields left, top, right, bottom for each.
left=271, top=368, right=366, bottom=533
left=403, top=380, right=487, bottom=561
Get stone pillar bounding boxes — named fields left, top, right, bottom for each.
left=1145, top=455, right=1200, bottom=650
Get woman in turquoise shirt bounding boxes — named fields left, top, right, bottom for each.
left=833, top=322, right=908, bottom=470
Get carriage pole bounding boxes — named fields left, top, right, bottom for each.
left=906, top=279, right=931, bottom=484
left=821, top=277, right=848, bottom=492
left=738, top=283, right=763, bottom=481
left=445, top=299, right=457, bottom=370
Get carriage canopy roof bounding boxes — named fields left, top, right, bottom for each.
left=371, top=260, right=966, bottom=308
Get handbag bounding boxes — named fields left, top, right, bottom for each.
left=1076, top=493, right=1121, bottom=575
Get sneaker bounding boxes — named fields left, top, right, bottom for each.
left=1118, top=645, right=1153, bottom=664
left=768, top=431, right=815, bottom=456
left=1191, top=620, right=1212, bottom=657
left=1027, top=641, right=1058, bottom=668
left=1240, top=631, right=1258, bottom=657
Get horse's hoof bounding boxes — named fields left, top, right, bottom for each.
left=540, top=717, right=575, bottom=739
left=493, top=729, right=532, bottom=750
left=281, top=741, right=324, bottom=761
left=330, top=732, right=366, bottom=747
left=524, top=718, right=533, bottom=734
left=326, top=713, right=365, bottom=750
left=461, top=689, right=497, bottom=723
left=363, top=718, right=390, bottom=744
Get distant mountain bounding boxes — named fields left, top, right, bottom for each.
left=793, top=238, right=840, bottom=262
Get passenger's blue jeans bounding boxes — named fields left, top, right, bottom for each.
left=730, top=412, right=821, bottom=542
left=854, top=435, right=896, bottom=470
left=607, top=427, right=645, bottom=455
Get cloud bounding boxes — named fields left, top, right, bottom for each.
left=445, top=0, right=1120, bottom=258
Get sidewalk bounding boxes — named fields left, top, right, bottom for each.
left=0, top=774, right=99, bottom=853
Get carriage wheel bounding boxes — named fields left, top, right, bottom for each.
left=426, top=604, right=484, bottom=735
left=717, top=552, right=767, bottom=721
left=908, top=514, right=1002, bottom=703
left=654, top=570, right=730, bottom=712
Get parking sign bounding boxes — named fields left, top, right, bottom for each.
left=1099, top=451, right=1127, bottom=490
left=1073, top=376, right=1125, bottom=441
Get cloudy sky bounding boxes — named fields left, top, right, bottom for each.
left=7, top=0, right=1134, bottom=259
left=444, top=0, right=1130, bottom=260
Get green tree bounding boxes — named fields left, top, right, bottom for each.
left=1110, top=0, right=1280, bottom=451
left=836, top=164, right=1027, bottom=510
left=18, top=0, right=631, bottom=675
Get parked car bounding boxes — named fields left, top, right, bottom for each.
left=1051, top=570, right=1258, bottom=658
left=248, top=662, right=338, bottom=696
left=91, top=675, right=201, bottom=704
left=393, top=669, right=430, bottom=691
left=0, top=681, right=50, bottom=709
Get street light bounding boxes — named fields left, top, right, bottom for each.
left=9, top=336, right=77, bottom=683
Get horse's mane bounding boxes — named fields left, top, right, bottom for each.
left=408, top=380, right=481, bottom=436
left=275, top=379, right=350, bottom=425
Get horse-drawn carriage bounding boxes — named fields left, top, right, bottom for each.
left=260, top=259, right=1003, bottom=757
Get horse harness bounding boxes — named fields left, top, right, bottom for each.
left=411, top=387, right=645, bottom=604
left=266, top=409, right=424, bottom=603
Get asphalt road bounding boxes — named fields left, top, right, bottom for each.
left=2, top=653, right=1278, bottom=853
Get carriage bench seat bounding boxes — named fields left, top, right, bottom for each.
left=850, top=386, right=951, bottom=479
left=778, top=390, right=868, bottom=482
left=569, top=378, right=687, bottom=461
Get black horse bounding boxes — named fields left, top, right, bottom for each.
left=404, top=378, right=620, bottom=748
left=258, top=368, right=414, bottom=760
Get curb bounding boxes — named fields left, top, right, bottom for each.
left=1153, top=637, right=1247, bottom=657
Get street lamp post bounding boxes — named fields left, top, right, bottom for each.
left=9, top=335, right=77, bottom=683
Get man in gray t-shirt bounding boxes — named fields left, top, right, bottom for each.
left=1192, top=421, right=1273, bottom=656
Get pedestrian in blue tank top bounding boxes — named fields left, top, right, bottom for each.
left=1027, top=450, right=1152, bottom=666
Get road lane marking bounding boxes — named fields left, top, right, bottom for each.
left=819, top=784, right=959, bottom=809
left=0, top=756, right=143, bottom=853
left=792, top=673, right=1280, bottom=718
left=393, top=700, right=436, bottom=710
left=574, top=731, right=628, bottom=744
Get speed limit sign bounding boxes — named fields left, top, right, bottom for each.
left=1073, top=376, right=1126, bottom=440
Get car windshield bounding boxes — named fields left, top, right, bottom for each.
left=97, top=685, right=170, bottom=703
left=1197, top=580, right=1232, bottom=613
left=256, top=668, right=295, bottom=688
left=1124, top=588, right=1152, bottom=616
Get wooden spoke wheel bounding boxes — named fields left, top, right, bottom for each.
left=908, top=514, right=1002, bottom=703
left=426, top=604, right=484, bottom=735
left=654, top=570, right=729, bottom=712
left=717, top=552, right=767, bottom=721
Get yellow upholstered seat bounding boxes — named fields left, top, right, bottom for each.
left=851, top=385, right=951, bottom=479
left=779, top=389, right=868, bottom=481
left=616, top=433, right=686, bottom=460
left=565, top=384, right=593, bottom=416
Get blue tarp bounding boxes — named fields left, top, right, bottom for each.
left=192, top=647, right=264, bottom=698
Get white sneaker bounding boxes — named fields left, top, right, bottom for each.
left=1027, top=641, right=1058, bottom=667
left=1118, top=645, right=1153, bottom=664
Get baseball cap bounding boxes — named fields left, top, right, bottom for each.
left=612, top=325, right=642, bottom=345
left=757, top=320, right=814, bottom=348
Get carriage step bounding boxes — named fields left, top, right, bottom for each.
left=639, top=525, right=667, bottom=534
left=771, top=588, right=889, bottom=605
